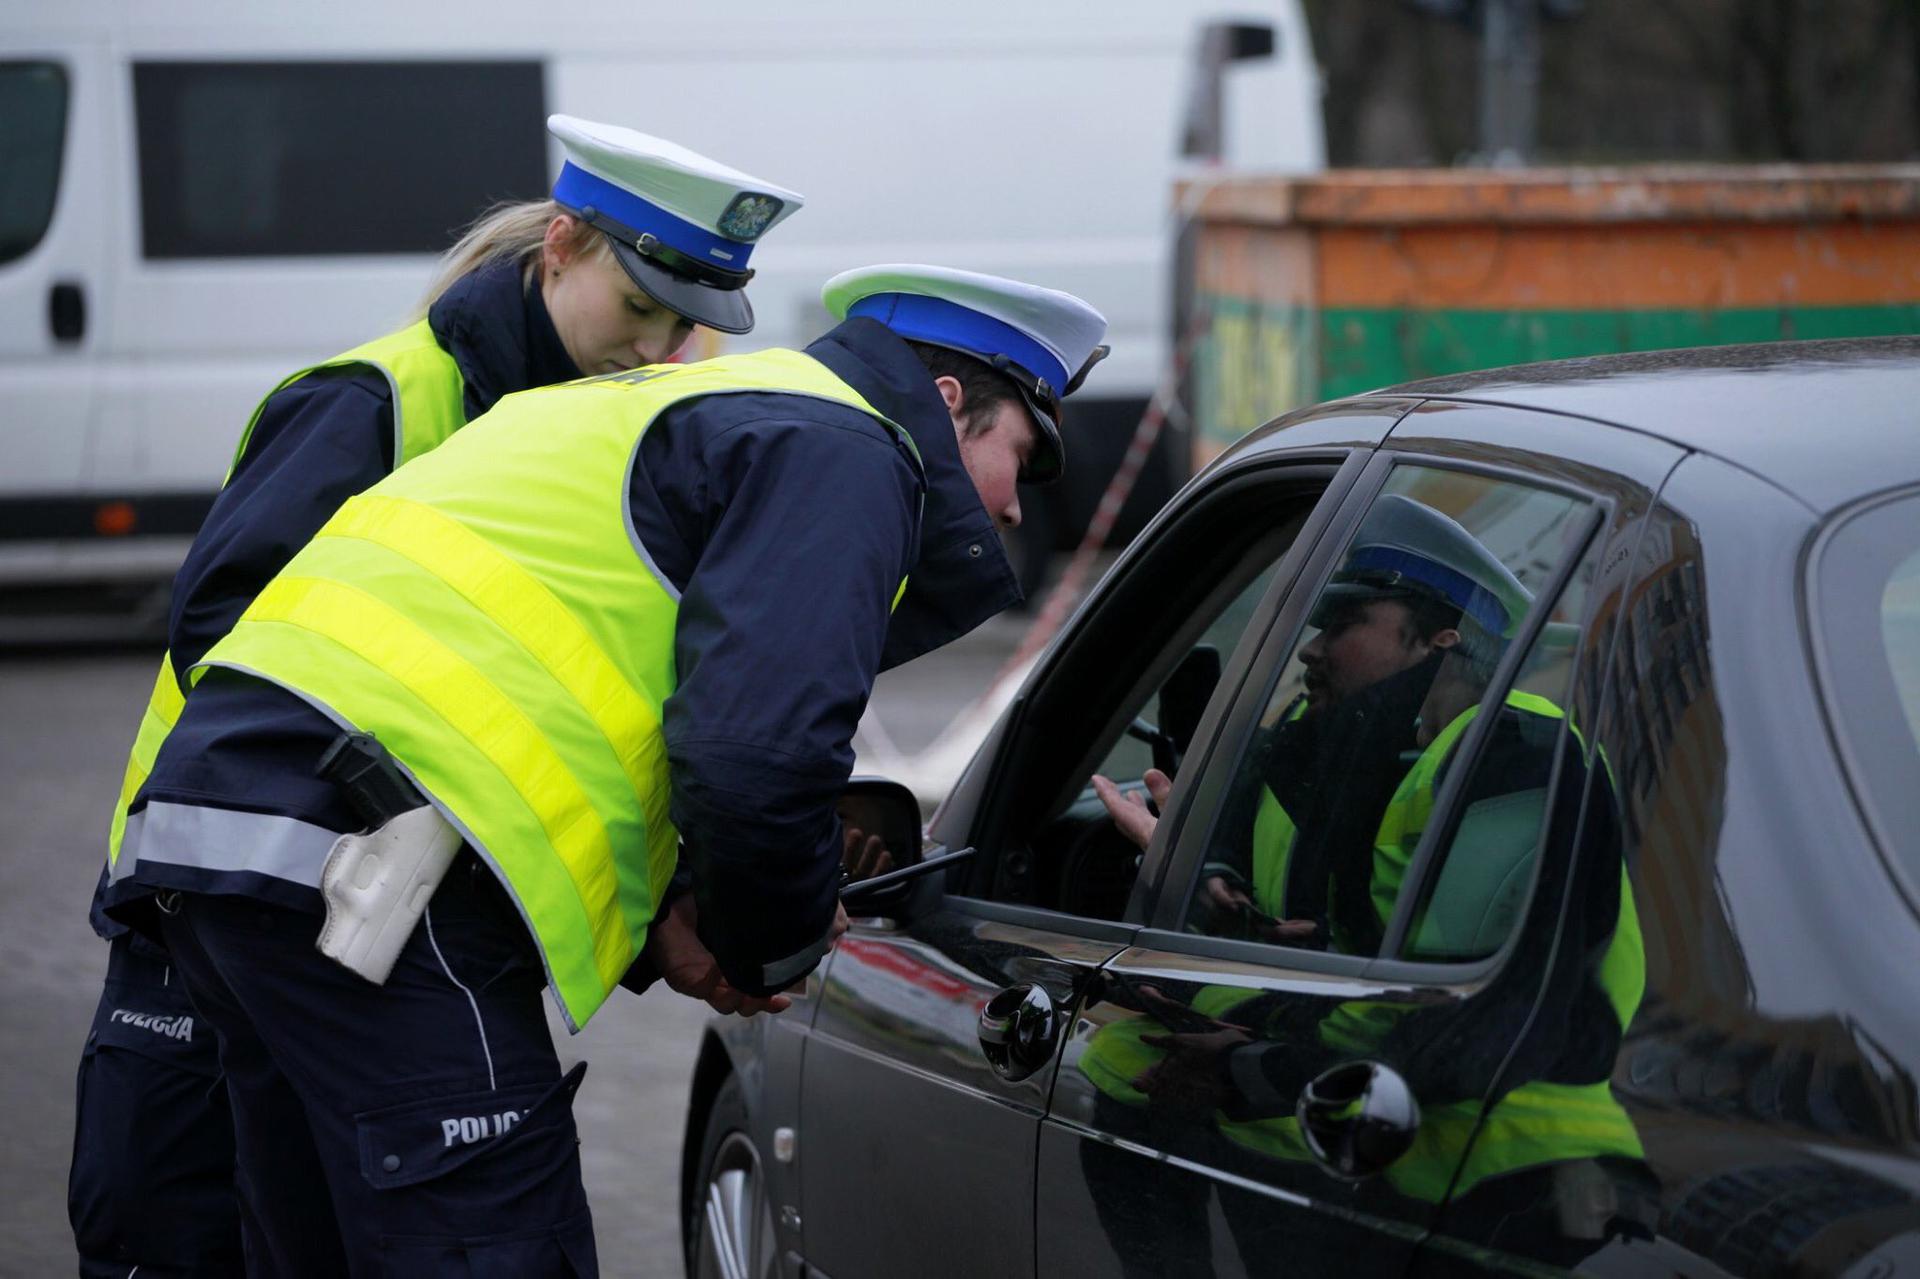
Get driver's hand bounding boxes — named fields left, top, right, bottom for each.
left=1092, top=769, right=1173, bottom=852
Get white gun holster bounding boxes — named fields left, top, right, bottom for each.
left=316, top=804, right=463, bottom=984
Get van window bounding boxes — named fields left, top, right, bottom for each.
left=0, top=62, right=68, bottom=265
left=133, top=61, right=546, bottom=259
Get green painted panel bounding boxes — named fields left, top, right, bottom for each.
left=1193, top=294, right=1314, bottom=457
left=1191, top=295, right=1920, bottom=454
left=1315, top=304, right=1920, bottom=401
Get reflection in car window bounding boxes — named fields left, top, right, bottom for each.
left=1888, top=547, right=1920, bottom=737
left=0, top=62, right=68, bottom=265
left=1183, top=466, right=1589, bottom=958
left=1813, top=492, right=1920, bottom=877
left=1396, top=535, right=1599, bottom=962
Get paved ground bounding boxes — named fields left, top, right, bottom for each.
left=0, top=610, right=1034, bottom=1277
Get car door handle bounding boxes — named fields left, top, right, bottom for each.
left=1297, top=1060, right=1422, bottom=1179
left=977, top=983, right=1058, bottom=1081
left=49, top=280, right=85, bottom=343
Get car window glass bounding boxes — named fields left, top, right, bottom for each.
left=133, top=62, right=545, bottom=258
left=1092, top=563, right=1281, bottom=784
left=0, top=62, right=67, bottom=265
left=1886, top=546, right=1920, bottom=738
left=1393, top=533, right=1599, bottom=963
left=968, top=474, right=1330, bottom=922
left=1181, top=465, right=1589, bottom=958
left=1812, top=492, right=1920, bottom=877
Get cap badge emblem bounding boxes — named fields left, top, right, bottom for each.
left=718, top=192, right=784, bottom=242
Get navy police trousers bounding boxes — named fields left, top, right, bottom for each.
left=69, top=930, right=243, bottom=1278
left=158, top=852, right=598, bottom=1277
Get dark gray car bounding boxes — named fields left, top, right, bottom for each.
left=681, top=337, right=1920, bottom=1279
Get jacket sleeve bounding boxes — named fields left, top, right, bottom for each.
left=167, top=370, right=395, bottom=679
left=657, top=410, right=920, bottom=997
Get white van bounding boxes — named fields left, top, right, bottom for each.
left=0, top=2, right=1322, bottom=635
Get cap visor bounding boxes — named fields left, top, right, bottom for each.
left=1016, top=386, right=1065, bottom=485
left=1308, top=581, right=1409, bottom=629
left=608, top=239, right=754, bottom=335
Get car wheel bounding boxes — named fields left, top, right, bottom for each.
left=688, top=1074, right=780, bottom=1279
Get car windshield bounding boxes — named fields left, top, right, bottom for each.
left=1812, top=490, right=1920, bottom=884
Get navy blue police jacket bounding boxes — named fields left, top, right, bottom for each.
left=90, top=258, right=579, bottom=944
left=108, top=315, right=1022, bottom=999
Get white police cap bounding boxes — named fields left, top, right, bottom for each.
left=1320, top=495, right=1534, bottom=640
left=548, top=114, right=804, bottom=335
left=821, top=264, right=1109, bottom=484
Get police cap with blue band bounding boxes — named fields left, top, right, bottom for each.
left=821, top=264, right=1109, bottom=484
left=1314, top=494, right=1534, bottom=641
left=548, top=114, right=803, bottom=335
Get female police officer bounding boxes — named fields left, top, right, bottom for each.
left=71, top=114, right=803, bottom=1279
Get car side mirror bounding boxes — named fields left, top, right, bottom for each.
left=837, top=776, right=923, bottom=871
left=836, top=778, right=979, bottom=916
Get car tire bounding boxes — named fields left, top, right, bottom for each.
left=685, top=1073, right=781, bottom=1279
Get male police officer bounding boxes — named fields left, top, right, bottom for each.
left=76, top=119, right=807, bottom=1276
left=103, top=252, right=1107, bottom=1273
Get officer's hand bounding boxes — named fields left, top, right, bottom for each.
left=841, top=825, right=893, bottom=882
left=1135, top=1024, right=1252, bottom=1115
left=1203, top=875, right=1255, bottom=918
left=1260, top=918, right=1321, bottom=945
left=647, top=895, right=793, bottom=1017
left=1091, top=769, right=1172, bottom=851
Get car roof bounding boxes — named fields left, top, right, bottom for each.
left=1373, top=336, right=1920, bottom=513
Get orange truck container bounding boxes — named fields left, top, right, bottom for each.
left=1179, top=166, right=1920, bottom=468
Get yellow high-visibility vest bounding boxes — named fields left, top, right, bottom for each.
left=196, top=350, right=918, bottom=1029
left=105, top=319, right=465, bottom=869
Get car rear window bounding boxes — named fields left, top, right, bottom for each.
left=1812, top=490, right=1920, bottom=882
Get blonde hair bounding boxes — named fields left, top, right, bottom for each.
left=418, top=198, right=611, bottom=314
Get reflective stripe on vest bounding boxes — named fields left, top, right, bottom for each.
left=195, top=350, right=918, bottom=1030
left=1248, top=700, right=1309, bottom=918
left=105, top=320, right=465, bottom=869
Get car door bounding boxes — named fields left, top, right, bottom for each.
left=796, top=403, right=1411, bottom=1279
left=1035, top=404, right=1684, bottom=1278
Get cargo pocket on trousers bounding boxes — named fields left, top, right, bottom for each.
left=356, top=1061, right=597, bottom=1277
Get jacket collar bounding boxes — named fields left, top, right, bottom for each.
left=804, top=317, right=1023, bottom=669
left=429, top=259, right=582, bottom=422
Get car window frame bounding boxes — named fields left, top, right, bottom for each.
left=1142, top=447, right=1618, bottom=988
left=941, top=445, right=1381, bottom=939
